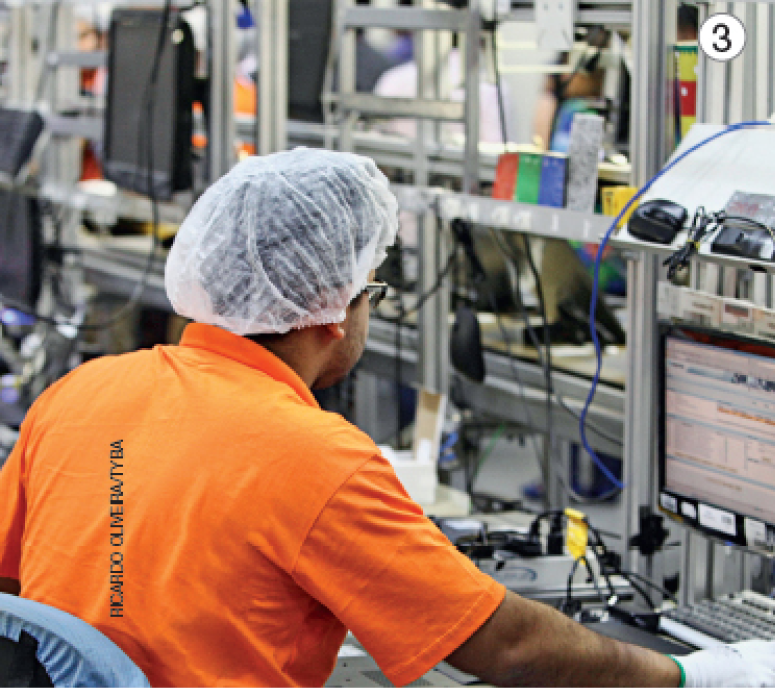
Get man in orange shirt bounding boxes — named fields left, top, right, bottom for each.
left=1, top=149, right=773, bottom=687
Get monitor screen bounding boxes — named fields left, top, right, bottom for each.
left=103, top=9, right=194, bottom=199
left=288, top=0, right=334, bottom=123
left=0, top=190, right=42, bottom=310
left=659, top=323, right=775, bottom=554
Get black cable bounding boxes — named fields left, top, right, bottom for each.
left=664, top=206, right=717, bottom=281
left=521, top=234, right=555, bottom=500
left=489, top=24, right=509, bottom=147
left=618, top=569, right=678, bottom=606
left=615, top=571, right=656, bottom=610
left=565, top=555, right=607, bottom=613
left=484, top=284, right=550, bottom=506
left=588, top=524, right=655, bottom=609
left=588, top=547, right=618, bottom=601
left=492, top=231, right=624, bottom=496
left=400, top=246, right=457, bottom=318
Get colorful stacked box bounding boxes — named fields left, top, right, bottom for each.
left=676, top=41, right=698, bottom=142
left=491, top=151, right=568, bottom=208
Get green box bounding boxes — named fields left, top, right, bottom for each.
left=514, top=152, right=543, bottom=205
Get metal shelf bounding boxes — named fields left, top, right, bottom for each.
left=276, top=120, right=633, bottom=185
left=507, top=1, right=632, bottom=27
left=612, top=225, right=775, bottom=276
left=40, top=181, right=190, bottom=225
left=391, top=184, right=616, bottom=243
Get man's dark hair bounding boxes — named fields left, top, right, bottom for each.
left=678, top=4, right=699, bottom=35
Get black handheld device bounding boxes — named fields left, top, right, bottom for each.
left=628, top=200, right=688, bottom=244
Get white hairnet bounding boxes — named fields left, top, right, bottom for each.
left=165, top=148, right=399, bottom=335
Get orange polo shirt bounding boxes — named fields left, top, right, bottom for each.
left=0, top=323, right=505, bottom=686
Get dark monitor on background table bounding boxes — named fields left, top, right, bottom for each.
left=288, top=0, right=334, bottom=123
left=103, top=9, right=195, bottom=200
left=0, top=191, right=42, bottom=311
left=658, top=323, right=775, bottom=555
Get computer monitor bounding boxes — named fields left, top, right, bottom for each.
left=658, top=323, right=775, bottom=555
left=103, top=9, right=195, bottom=200
left=288, top=0, right=334, bottom=123
left=0, top=190, right=42, bottom=311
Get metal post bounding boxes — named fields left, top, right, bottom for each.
left=338, top=0, right=357, bottom=153
left=257, top=0, right=288, bottom=155
left=769, top=4, right=775, bottom=117
left=7, top=4, right=34, bottom=105
left=209, top=0, right=236, bottom=180
left=625, top=0, right=677, bottom=574
left=44, top=4, right=79, bottom=190
left=462, top=0, right=480, bottom=194
left=681, top=530, right=694, bottom=606
left=416, top=0, right=448, bottom=396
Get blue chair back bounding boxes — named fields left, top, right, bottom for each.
left=0, top=593, right=149, bottom=687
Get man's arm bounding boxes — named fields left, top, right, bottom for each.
left=0, top=577, right=20, bottom=595
left=445, top=590, right=680, bottom=687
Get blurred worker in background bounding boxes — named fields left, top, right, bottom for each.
left=1, top=149, right=774, bottom=687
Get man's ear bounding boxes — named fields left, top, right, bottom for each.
left=322, top=321, right=346, bottom=341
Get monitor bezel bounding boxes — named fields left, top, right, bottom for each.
left=658, top=321, right=775, bottom=555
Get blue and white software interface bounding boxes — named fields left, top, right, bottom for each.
left=664, top=336, right=775, bottom=527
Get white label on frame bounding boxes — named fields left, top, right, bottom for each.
left=745, top=518, right=767, bottom=547
left=661, top=493, right=678, bottom=513
left=490, top=205, right=511, bottom=227
left=681, top=502, right=697, bottom=520
left=514, top=211, right=532, bottom=231
left=699, top=503, right=737, bottom=537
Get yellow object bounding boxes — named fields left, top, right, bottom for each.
left=675, top=42, right=698, bottom=139
left=139, top=222, right=178, bottom=240
left=564, top=508, right=589, bottom=561
left=602, top=186, right=639, bottom=228
left=675, top=41, right=698, bottom=81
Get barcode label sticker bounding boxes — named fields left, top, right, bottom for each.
left=699, top=504, right=737, bottom=537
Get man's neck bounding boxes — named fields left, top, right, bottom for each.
left=247, top=330, right=323, bottom=389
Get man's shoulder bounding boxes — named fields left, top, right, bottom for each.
left=276, top=401, right=379, bottom=454
left=32, top=349, right=150, bottom=403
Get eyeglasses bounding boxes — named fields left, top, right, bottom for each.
left=364, top=281, right=388, bottom=311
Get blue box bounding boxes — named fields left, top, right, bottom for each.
left=538, top=153, right=567, bottom=208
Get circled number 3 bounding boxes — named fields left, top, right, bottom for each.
left=713, top=22, right=732, bottom=53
